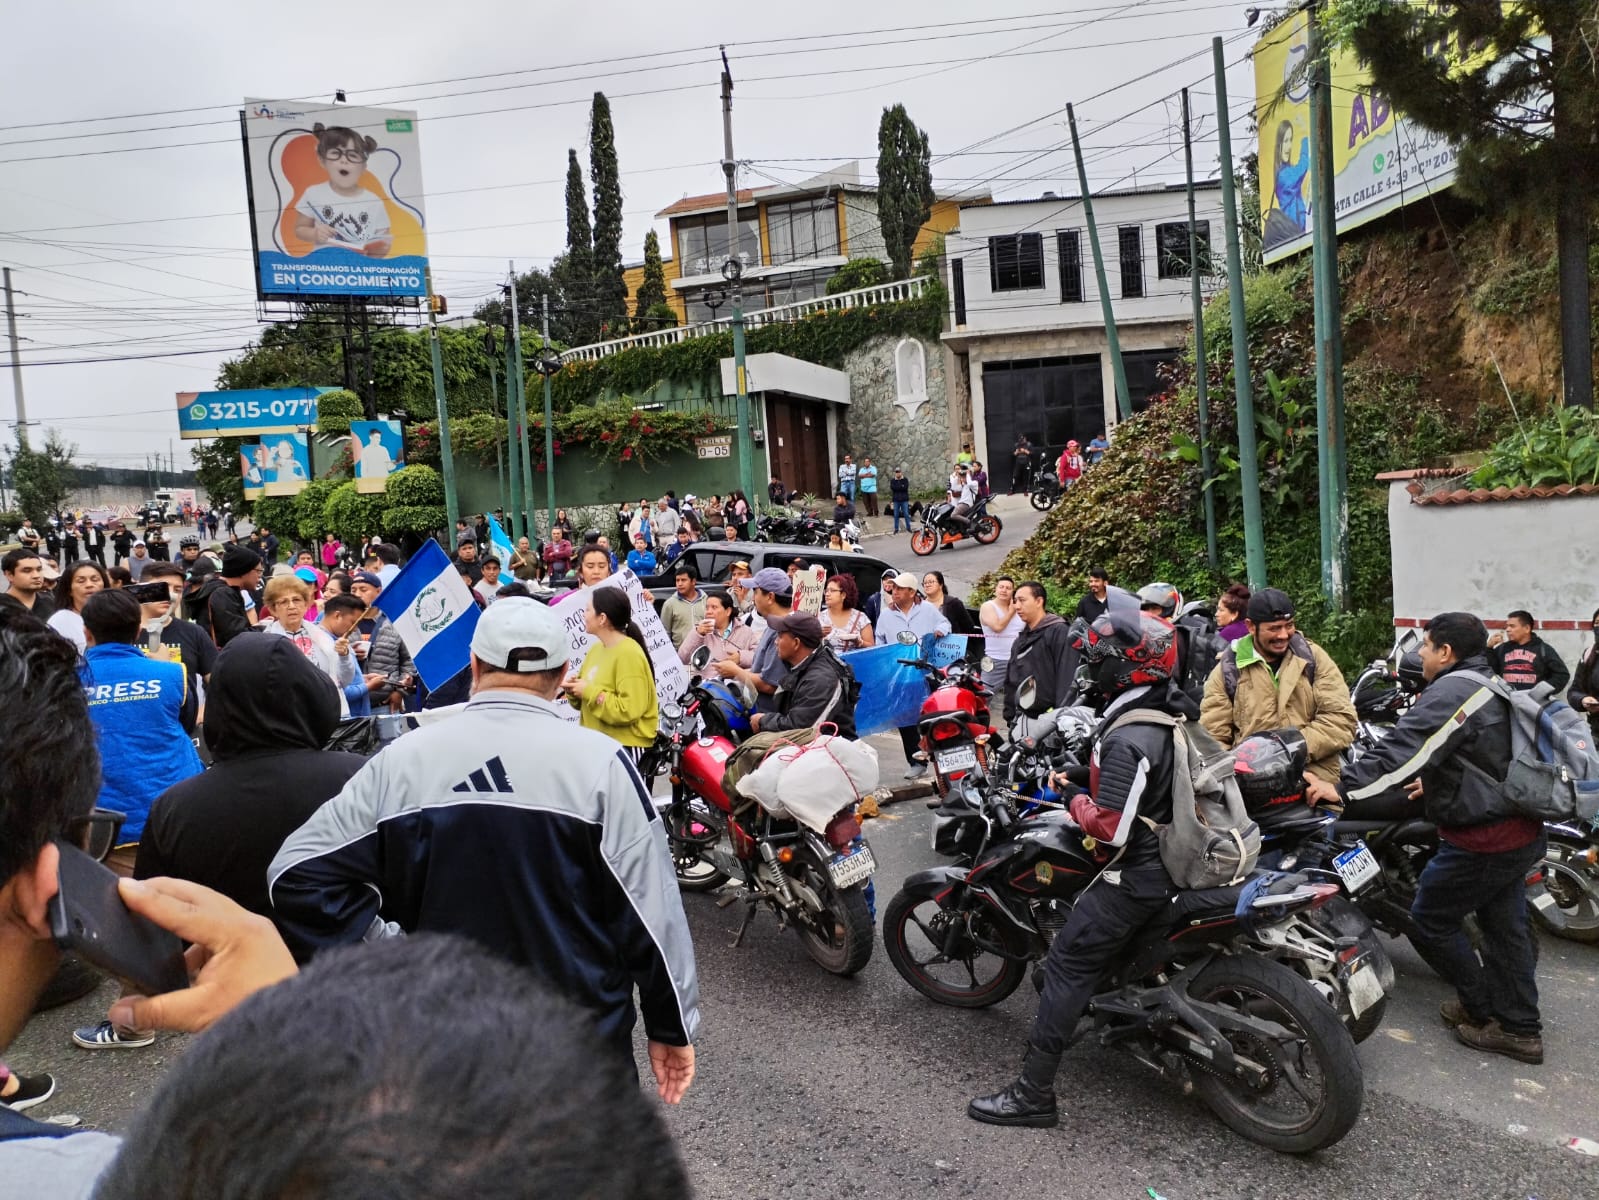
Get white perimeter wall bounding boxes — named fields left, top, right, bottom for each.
left=1387, top=482, right=1599, bottom=668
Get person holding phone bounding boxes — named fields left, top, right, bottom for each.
left=72, top=589, right=204, bottom=1050
left=675, top=590, right=757, bottom=668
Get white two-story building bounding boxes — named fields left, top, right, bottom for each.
left=942, top=180, right=1224, bottom=478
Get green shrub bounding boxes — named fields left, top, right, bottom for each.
left=248, top=497, right=297, bottom=554
left=1469, top=405, right=1599, bottom=488
left=324, top=482, right=388, bottom=547
left=384, top=464, right=445, bottom=508
left=826, top=258, right=889, bottom=295
left=382, top=505, right=447, bottom=539
left=292, top=478, right=341, bottom=542
left=314, top=388, right=364, bottom=437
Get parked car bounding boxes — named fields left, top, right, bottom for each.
left=639, top=540, right=895, bottom=610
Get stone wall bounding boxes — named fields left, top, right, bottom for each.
left=838, top=334, right=954, bottom=496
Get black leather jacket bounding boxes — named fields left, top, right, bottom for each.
left=763, top=645, right=856, bottom=739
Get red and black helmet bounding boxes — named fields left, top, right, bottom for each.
left=1079, top=610, right=1178, bottom=700
left=1232, top=728, right=1310, bottom=813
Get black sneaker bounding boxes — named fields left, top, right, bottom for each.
left=0, top=1073, right=56, bottom=1112
left=1455, top=1020, right=1544, bottom=1065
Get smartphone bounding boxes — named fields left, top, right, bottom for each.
left=126, top=581, right=174, bottom=605
left=47, top=841, right=189, bottom=997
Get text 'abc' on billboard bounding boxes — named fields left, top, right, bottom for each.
left=242, top=99, right=429, bottom=300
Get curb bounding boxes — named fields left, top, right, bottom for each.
left=876, top=779, right=937, bottom=807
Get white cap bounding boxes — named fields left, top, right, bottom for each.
left=469, top=597, right=570, bottom=673
left=891, top=571, right=919, bottom=589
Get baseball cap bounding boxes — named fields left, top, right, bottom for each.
left=765, top=611, right=823, bottom=647
left=1246, top=587, right=1296, bottom=623
left=750, top=567, right=791, bottom=595
left=891, top=571, right=919, bottom=589
left=470, top=597, right=570, bottom=673
left=351, top=570, right=384, bottom=590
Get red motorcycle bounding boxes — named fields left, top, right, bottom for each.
left=658, top=648, right=877, bottom=976
left=899, top=643, right=997, bottom=797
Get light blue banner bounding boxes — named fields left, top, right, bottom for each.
left=843, top=643, right=931, bottom=737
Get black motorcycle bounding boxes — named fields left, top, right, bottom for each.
left=883, top=780, right=1365, bottom=1152
left=909, top=494, right=1002, bottom=556
left=1028, top=473, right=1063, bottom=511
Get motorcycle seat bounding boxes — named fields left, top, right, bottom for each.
left=1166, top=882, right=1247, bottom=924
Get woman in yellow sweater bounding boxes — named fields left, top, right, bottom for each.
left=564, top=585, right=659, bottom=761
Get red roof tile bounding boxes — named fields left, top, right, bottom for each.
left=1408, top=482, right=1599, bottom=506
left=657, top=188, right=768, bottom=218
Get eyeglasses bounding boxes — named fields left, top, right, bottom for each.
left=322, top=147, right=369, bottom=163
left=64, top=809, right=126, bottom=863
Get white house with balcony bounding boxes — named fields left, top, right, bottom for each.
left=943, top=180, right=1224, bottom=480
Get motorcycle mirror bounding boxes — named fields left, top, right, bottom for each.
left=688, top=645, right=713, bottom=671
left=896, top=630, right=918, bottom=646
left=1017, top=676, right=1038, bottom=709
left=1397, top=629, right=1420, bottom=653
left=979, top=655, right=994, bottom=672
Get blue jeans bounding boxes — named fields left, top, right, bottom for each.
left=840, top=480, right=856, bottom=501
left=1410, top=833, right=1544, bottom=1036
left=891, top=500, right=910, bottom=532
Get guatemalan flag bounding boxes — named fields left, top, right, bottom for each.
left=373, top=540, right=481, bottom=690
left=487, top=514, right=515, bottom=571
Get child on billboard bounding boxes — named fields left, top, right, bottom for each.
left=293, top=124, right=393, bottom=258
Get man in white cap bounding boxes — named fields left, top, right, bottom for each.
left=873, top=571, right=951, bottom=778
left=268, top=598, right=701, bottom=1101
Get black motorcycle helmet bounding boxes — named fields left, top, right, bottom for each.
left=1072, top=610, right=1178, bottom=704
left=1232, top=728, right=1310, bottom=813
left=1396, top=648, right=1425, bottom=694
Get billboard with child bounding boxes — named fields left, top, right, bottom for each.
left=242, top=100, right=430, bottom=299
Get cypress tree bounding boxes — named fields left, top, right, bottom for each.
left=633, top=229, right=670, bottom=327
left=589, top=91, right=629, bottom=336
left=556, top=148, right=598, bottom=344
left=876, top=103, right=935, bottom=280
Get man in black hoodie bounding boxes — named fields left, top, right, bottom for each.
left=191, top=546, right=262, bottom=648
left=1003, top=581, right=1078, bottom=723
left=135, top=636, right=368, bottom=917
left=1487, top=610, right=1570, bottom=693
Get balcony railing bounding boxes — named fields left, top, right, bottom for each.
left=562, top=275, right=932, bottom=364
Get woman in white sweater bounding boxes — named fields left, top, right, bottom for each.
left=258, top=574, right=356, bottom=713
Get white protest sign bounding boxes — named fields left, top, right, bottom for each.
left=792, top=565, right=827, bottom=614
left=545, top=568, right=689, bottom=722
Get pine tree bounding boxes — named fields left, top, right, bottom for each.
left=876, top=103, right=935, bottom=280
left=589, top=92, right=629, bottom=337
left=633, top=229, right=670, bottom=328
left=1328, top=0, right=1599, bottom=407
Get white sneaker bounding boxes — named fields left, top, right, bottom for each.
left=71, top=1021, right=154, bottom=1050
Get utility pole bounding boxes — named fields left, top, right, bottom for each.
left=500, top=315, right=525, bottom=542
left=1308, top=9, right=1348, bottom=604
left=508, top=263, right=535, bottom=539
left=425, top=268, right=459, bottom=544
left=1213, top=37, right=1268, bottom=588
left=721, top=48, right=758, bottom=512
left=3, top=268, right=28, bottom=450
left=1066, top=104, right=1132, bottom=422
left=1181, top=88, right=1219, bottom=572
left=484, top=330, right=506, bottom=520
left=540, top=294, right=556, bottom=534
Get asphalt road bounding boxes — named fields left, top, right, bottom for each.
left=15, top=796, right=1598, bottom=1199
left=859, top=491, right=1047, bottom=600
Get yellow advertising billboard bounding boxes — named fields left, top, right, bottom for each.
left=1254, top=10, right=1460, bottom=264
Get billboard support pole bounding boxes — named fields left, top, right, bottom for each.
left=425, top=269, right=459, bottom=545
left=1066, top=103, right=1132, bottom=422
left=1214, top=37, right=1268, bottom=589
left=1308, top=9, right=1348, bottom=605
left=485, top=345, right=506, bottom=522
left=1181, top=88, right=1219, bottom=573
left=540, top=294, right=556, bottom=536
left=721, top=51, right=757, bottom=516
left=501, top=324, right=524, bottom=543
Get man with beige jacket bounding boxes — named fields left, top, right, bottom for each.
left=1200, top=588, right=1355, bottom=783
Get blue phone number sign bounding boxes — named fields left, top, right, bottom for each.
left=175, top=387, right=332, bottom=439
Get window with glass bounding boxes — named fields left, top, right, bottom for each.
left=766, top=197, right=841, bottom=265
left=764, top=268, right=832, bottom=308
left=1118, top=225, right=1144, bottom=298
left=683, top=290, right=732, bottom=325
left=1155, top=220, right=1212, bottom=279
left=675, top=209, right=760, bottom=277
left=988, top=233, right=1045, bottom=291
left=1056, top=230, right=1083, bottom=303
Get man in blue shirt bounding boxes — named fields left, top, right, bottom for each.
left=1085, top=433, right=1109, bottom=466
left=873, top=571, right=952, bottom=779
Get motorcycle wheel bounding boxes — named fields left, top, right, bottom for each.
left=1028, top=488, right=1055, bottom=512
left=1187, top=955, right=1363, bottom=1154
left=1534, top=834, right=1599, bottom=943
left=882, top=889, right=1028, bottom=1007
left=910, top=529, right=938, bottom=557
left=792, top=855, right=874, bottom=976
left=665, top=799, right=731, bottom=893
left=973, top=515, right=1002, bottom=545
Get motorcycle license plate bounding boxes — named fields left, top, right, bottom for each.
left=936, top=745, right=977, bottom=773
left=1344, top=956, right=1386, bottom=1019
left=827, top=845, right=876, bottom=889
left=1333, top=842, right=1380, bottom=894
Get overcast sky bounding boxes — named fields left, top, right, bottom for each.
left=0, top=0, right=1260, bottom=470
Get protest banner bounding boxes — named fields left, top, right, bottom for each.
left=545, top=568, right=689, bottom=721
left=792, top=565, right=826, bottom=614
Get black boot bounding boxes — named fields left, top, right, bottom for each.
left=967, top=1045, right=1060, bottom=1127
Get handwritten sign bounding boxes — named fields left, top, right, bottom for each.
left=791, top=565, right=826, bottom=615
left=545, top=568, right=689, bottom=721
